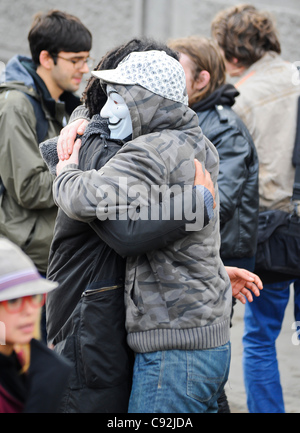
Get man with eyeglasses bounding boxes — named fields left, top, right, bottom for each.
left=0, top=10, right=92, bottom=283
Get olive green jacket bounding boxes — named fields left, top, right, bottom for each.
left=0, top=55, right=79, bottom=273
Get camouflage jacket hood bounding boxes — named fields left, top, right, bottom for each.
left=53, top=83, right=232, bottom=353
left=112, top=83, right=197, bottom=140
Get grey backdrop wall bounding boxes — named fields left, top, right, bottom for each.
left=0, top=0, right=299, bottom=92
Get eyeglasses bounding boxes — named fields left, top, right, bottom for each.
left=54, top=55, right=94, bottom=70
left=0, top=294, right=46, bottom=314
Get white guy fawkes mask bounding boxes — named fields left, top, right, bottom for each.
left=100, top=85, right=133, bottom=140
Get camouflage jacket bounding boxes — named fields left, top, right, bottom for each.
left=53, top=84, right=232, bottom=352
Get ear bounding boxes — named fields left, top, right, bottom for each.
left=225, top=57, right=246, bottom=77
left=232, top=57, right=246, bottom=73
left=39, top=50, right=54, bottom=70
left=195, top=70, right=211, bottom=90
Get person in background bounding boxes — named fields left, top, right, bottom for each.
left=212, top=4, right=300, bottom=413
left=0, top=10, right=92, bottom=276
left=169, top=35, right=259, bottom=413
left=0, top=238, right=71, bottom=413
left=169, top=36, right=259, bottom=271
left=0, top=10, right=92, bottom=341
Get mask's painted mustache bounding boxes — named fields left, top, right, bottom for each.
left=108, top=119, right=122, bottom=126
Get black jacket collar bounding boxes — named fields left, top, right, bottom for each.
left=192, top=84, right=239, bottom=112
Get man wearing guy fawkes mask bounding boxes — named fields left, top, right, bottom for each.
left=101, top=84, right=133, bottom=141
left=39, top=39, right=213, bottom=413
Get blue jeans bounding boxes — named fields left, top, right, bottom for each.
left=128, top=343, right=231, bottom=413
left=243, top=279, right=300, bottom=413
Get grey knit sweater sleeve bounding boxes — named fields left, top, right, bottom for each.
left=39, top=106, right=91, bottom=175
left=69, top=105, right=90, bottom=123
left=39, top=137, right=59, bottom=176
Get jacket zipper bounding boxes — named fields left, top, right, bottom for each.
left=82, top=285, right=123, bottom=298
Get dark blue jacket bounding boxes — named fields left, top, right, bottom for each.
left=193, top=84, right=259, bottom=260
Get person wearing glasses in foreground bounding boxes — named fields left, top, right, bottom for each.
left=0, top=238, right=71, bottom=413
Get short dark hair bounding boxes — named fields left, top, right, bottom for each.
left=211, top=4, right=281, bottom=68
left=82, top=37, right=179, bottom=117
left=28, top=10, right=92, bottom=65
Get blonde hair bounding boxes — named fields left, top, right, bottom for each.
left=15, top=309, right=41, bottom=374
left=168, top=36, right=226, bottom=106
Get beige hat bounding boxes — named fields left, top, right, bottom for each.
left=92, top=50, right=189, bottom=106
left=0, top=238, right=58, bottom=302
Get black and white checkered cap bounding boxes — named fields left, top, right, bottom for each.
left=92, top=50, right=189, bottom=106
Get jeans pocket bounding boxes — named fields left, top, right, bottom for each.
left=187, top=343, right=231, bottom=403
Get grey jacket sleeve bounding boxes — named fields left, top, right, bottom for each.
left=89, top=185, right=211, bottom=257
left=53, top=138, right=214, bottom=257
left=53, top=139, right=211, bottom=224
